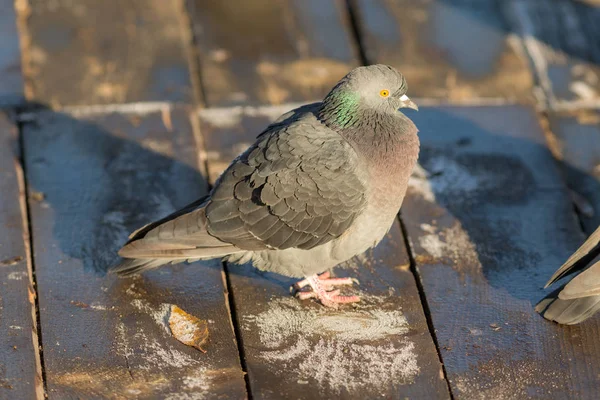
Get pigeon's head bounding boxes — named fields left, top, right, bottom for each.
left=324, top=64, right=417, bottom=114
left=348, top=65, right=417, bottom=112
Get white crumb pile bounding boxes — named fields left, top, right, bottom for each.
left=7, top=271, right=27, bottom=280
left=408, top=156, right=480, bottom=203
left=409, top=156, right=482, bottom=267
left=114, top=285, right=212, bottom=398
left=418, top=222, right=479, bottom=266
left=426, top=156, right=479, bottom=194
left=130, top=298, right=172, bottom=334
left=243, top=297, right=419, bottom=394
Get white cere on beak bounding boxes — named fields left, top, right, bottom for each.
left=400, top=94, right=409, bottom=101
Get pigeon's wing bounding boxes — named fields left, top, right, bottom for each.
left=206, top=116, right=368, bottom=251
left=559, top=261, right=600, bottom=300
left=545, top=225, right=600, bottom=287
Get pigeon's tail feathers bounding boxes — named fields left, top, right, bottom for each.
left=112, top=245, right=244, bottom=277
left=118, top=240, right=240, bottom=259
left=113, top=241, right=242, bottom=277
left=536, top=285, right=600, bottom=325
left=112, top=258, right=182, bottom=277
left=112, top=197, right=247, bottom=276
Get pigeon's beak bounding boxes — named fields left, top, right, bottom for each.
left=398, top=94, right=418, bottom=111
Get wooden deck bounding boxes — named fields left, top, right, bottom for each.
left=1, top=0, right=600, bottom=398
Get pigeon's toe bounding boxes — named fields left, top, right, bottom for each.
left=293, top=273, right=360, bottom=307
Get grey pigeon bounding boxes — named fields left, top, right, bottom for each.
left=536, top=226, right=600, bottom=324
left=113, top=65, right=420, bottom=307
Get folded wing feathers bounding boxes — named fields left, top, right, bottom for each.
left=114, top=103, right=367, bottom=276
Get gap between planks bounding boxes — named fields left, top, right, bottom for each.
left=13, top=111, right=46, bottom=400
left=398, top=215, right=455, bottom=400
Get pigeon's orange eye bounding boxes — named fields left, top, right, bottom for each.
left=380, top=89, right=390, bottom=98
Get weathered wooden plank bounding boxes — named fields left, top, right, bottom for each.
left=506, top=0, right=600, bottom=108
left=403, top=105, right=600, bottom=399
left=547, top=110, right=600, bottom=235
left=350, top=0, right=534, bottom=101
left=0, top=0, right=24, bottom=106
left=0, top=113, right=43, bottom=399
left=187, top=0, right=358, bottom=106
left=20, top=0, right=194, bottom=107
left=24, top=108, right=246, bottom=399
left=198, top=105, right=450, bottom=399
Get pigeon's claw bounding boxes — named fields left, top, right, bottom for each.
left=292, top=273, right=360, bottom=308
left=293, top=271, right=358, bottom=290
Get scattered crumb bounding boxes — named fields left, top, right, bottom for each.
left=0, top=256, right=23, bottom=266
left=7, top=271, right=27, bottom=280
left=418, top=221, right=480, bottom=268
left=427, top=157, right=479, bottom=194
left=71, top=301, right=108, bottom=310
left=408, top=174, right=435, bottom=202
left=130, top=299, right=171, bottom=334
left=29, top=191, right=45, bottom=202
left=169, top=305, right=209, bottom=353
left=453, top=359, right=563, bottom=399
left=70, top=300, right=89, bottom=309
left=115, top=322, right=202, bottom=371
left=143, top=338, right=201, bottom=369
left=243, top=297, right=419, bottom=394
left=408, top=155, right=480, bottom=203
left=165, top=393, right=206, bottom=400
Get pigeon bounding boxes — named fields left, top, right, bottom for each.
left=536, top=226, right=600, bottom=324
left=112, top=64, right=420, bottom=307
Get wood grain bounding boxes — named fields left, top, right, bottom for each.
left=350, top=0, right=533, bottom=101
left=23, top=108, right=246, bottom=399
left=0, top=113, right=43, bottom=399
left=187, top=0, right=358, bottom=107
left=199, top=105, right=450, bottom=399
left=20, top=0, right=194, bottom=107
left=547, top=110, right=600, bottom=235
left=0, top=0, right=24, bottom=105
left=402, top=105, right=600, bottom=399
left=506, top=0, right=600, bottom=108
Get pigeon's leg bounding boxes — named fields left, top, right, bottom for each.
left=294, top=271, right=357, bottom=291
left=294, top=274, right=360, bottom=308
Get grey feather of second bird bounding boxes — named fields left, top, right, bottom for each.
left=112, top=65, right=420, bottom=279
left=536, top=226, right=600, bottom=324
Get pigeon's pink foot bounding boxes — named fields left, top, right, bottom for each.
left=292, top=272, right=360, bottom=308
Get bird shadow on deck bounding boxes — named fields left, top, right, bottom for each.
left=15, top=105, right=210, bottom=276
